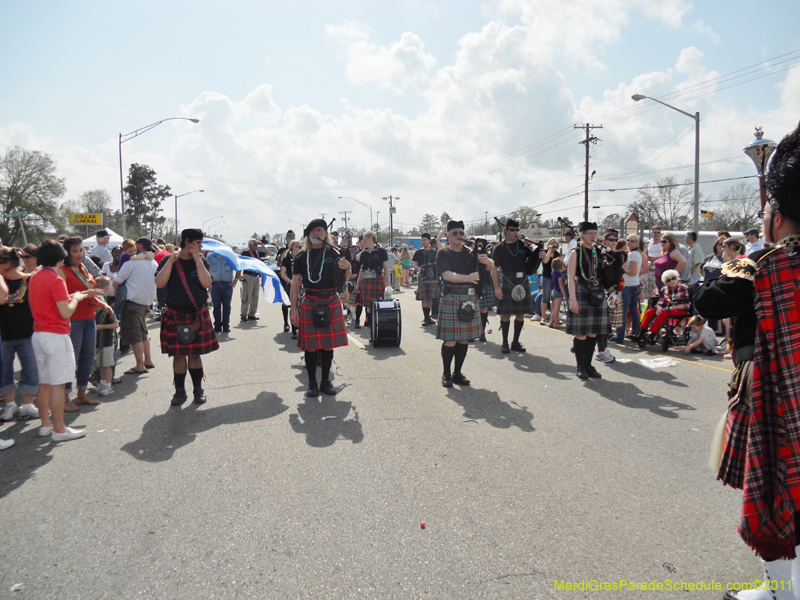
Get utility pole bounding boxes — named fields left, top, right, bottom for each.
left=320, top=213, right=326, bottom=220
left=575, top=123, right=602, bottom=222
left=339, top=210, right=351, bottom=232
left=382, top=196, right=399, bottom=247
left=485, top=211, right=488, bottom=237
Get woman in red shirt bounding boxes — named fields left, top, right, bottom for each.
left=61, top=237, right=112, bottom=409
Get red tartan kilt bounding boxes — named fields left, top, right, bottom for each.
left=358, top=275, right=385, bottom=305
left=160, top=307, right=220, bottom=357
left=718, top=361, right=752, bottom=489
left=298, top=294, right=349, bottom=351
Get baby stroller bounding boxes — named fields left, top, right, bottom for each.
left=636, top=289, right=693, bottom=353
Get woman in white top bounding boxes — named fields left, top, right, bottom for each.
left=613, top=234, right=644, bottom=343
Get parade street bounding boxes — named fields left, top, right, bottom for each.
left=1, top=288, right=754, bottom=599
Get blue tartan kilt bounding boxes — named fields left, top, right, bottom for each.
left=160, top=306, right=220, bottom=357
left=359, top=275, right=385, bottom=305
left=298, top=294, right=349, bottom=351
left=479, top=284, right=497, bottom=311
left=496, top=277, right=533, bottom=315
left=416, top=279, right=439, bottom=301
left=436, top=290, right=481, bottom=342
left=565, top=282, right=611, bottom=336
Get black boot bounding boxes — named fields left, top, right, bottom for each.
left=575, top=339, right=588, bottom=380
left=584, top=337, right=602, bottom=379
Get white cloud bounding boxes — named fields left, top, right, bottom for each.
left=692, top=19, right=720, bottom=43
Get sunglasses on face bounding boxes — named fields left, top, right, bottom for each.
left=665, top=276, right=678, bottom=282
left=450, top=230, right=465, bottom=236
left=507, top=228, right=519, bottom=232
left=21, top=254, right=32, bottom=259
left=660, top=240, right=670, bottom=245
left=606, top=238, right=618, bottom=243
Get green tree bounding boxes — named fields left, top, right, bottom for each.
left=420, top=213, right=439, bottom=235
left=123, top=163, right=171, bottom=237
left=0, top=146, right=66, bottom=245
left=508, top=205, right=540, bottom=228
left=439, top=212, right=451, bottom=229
left=600, top=213, right=623, bottom=232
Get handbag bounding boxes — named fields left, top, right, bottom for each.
left=587, top=282, right=605, bottom=308
left=174, top=260, right=202, bottom=344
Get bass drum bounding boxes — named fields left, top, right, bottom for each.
left=371, top=299, right=402, bottom=347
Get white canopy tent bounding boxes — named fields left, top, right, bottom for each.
left=81, top=227, right=124, bottom=249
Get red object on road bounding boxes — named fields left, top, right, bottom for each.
left=420, top=522, right=426, bottom=529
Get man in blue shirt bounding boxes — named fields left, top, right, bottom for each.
left=207, top=253, right=240, bottom=333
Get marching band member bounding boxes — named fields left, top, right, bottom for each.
left=412, top=233, right=439, bottom=326
left=280, top=240, right=301, bottom=339
left=290, top=219, right=351, bottom=397
left=353, top=231, right=391, bottom=335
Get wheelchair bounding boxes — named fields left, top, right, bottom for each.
left=636, top=286, right=694, bottom=353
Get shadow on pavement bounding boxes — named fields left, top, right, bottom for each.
left=121, top=391, right=288, bottom=462
left=0, top=423, right=57, bottom=499
left=273, top=332, right=303, bottom=354
left=588, top=379, right=696, bottom=418
left=603, top=359, right=690, bottom=388
left=446, top=386, right=535, bottom=432
left=289, top=396, right=363, bottom=447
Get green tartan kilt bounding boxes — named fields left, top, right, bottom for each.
left=416, top=279, right=439, bottom=301
left=436, top=290, right=481, bottom=342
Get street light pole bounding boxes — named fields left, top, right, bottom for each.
left=382, top=196, right=399, bottom=247
left=174, top=189, right=204, bottom=244
left=632, top=94, right=700, bottom=231
left=202, top=216, right=224, bottom=232
left=338, top=196, right=373, bottom=230
left=743, top=127, right=778, bottom=212
left=118, top=116, right=200, bottom=238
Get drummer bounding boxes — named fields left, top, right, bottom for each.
left=353, top=231, right=392, bottom=336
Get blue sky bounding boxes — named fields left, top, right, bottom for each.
left=2, top=0, right=799, bottom=244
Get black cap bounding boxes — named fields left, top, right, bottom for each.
left=96, top=229, right=109, bottom=238
left=564, top=229, right=576, bottom=237
left=505, top=218, right=520, bottom=229
left=136, top=237, right=154, bottom=252
left=446, top=220, right=465, bottom=233
left=744, top=228, right=760, bottom=236
left=181, top=229, right=204, bottom=245
left=578, top=222, right=598, bottom=233
left=304, top=219, right=328, bottom=238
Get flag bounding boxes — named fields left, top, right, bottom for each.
left=202, top=238, right=289, bottom=305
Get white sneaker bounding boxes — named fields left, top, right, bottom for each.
left=596, top=349, right=616, bottom=363
left=1, top=402, right=17, bottom=421
left=98, top=382, right=114, bottom=397
left=38, top=426, right=53, bottom=437
left=0, top=438, right=14, bottom=450
left=532, top=315, right=542, bottom=322
left=51, top=427, right=86, bottom=442
left=18, top=403, right=39, bottom=419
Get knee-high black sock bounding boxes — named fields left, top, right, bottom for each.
left=596, top=334, right=607, bottom=352
left=174, top=372, right=187, bottom=391
left=423, top=307, right=430, bottom=320
left=188, top=367, right=204, bottom=391
left=513, top=319, right=524, bottom=343
left=441, top=343, right=456, bottom=377
left=355, top=305, right=363, bottom=323
left=501, top=320, right=511, bottom=345
left=586, top=337, right=597, bottom=366
left=282, top=304, right=289, bottom=325
left=454, top=343, right=468, bottom=374
left=320, top=350, right=334, bottom=382
left=572, top=338, right=582, bottom=367
left=305, top=351, right=318, bottom=383
left=481, top=311, right=489, bottom=330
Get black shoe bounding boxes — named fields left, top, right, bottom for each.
left=479, top=331, right=486, bottom=342
left=354, top=321, right=361, bottom=329
left=291, top=331, right=297, bottom=339
left=306, top=382, right=319, bottom=397
left=241, top=316, right=248, bottom=322
left=320, top=381, right=338, bottom=395
left=705, top=349, right=716, bottom=356
left=452, top=372, right=471, bottom=386
left=214, top=325, right=222, bottom=333
left=249, top=315, right=259, bottom=321
left=510, top=341, right=526, bottom=353
left=585, top=365, right=602, bottom=379
left=222, top=325, right=231, bottom=333
left=170, top=389, right=188, bottom=406
left=193, top=389, right=207, bottom=404
left=501, top=344, right=510, bottom=354
left=441, top=374, right=453, bottom=388
left=283, top=323, right=290, bottom=332
left=424, top=318, right=436, bottom=325
left=576, top=366, right=589, bottom=380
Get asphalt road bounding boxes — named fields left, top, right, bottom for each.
left=1, top=288, right=756, bottom=599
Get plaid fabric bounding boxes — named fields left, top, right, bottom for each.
left=416, top=280, right=440, bottom=301
left=358, top=274, right=386, bottom=305
left=740, top=244, right=800, bottom=559
left=644, top=268, right=656, bottom=297
left=607, top=290, right=623, bottom=329
left=436, top=290, right=480, bottom=342
left=718, top=360, right=753, bottom=490
left=297, top=294, right=348, bottom=351
left=496, top=276, right=532, bottom=315
left=565, top=282, right=611, bottom=337
left=479, top=283, right=496, bottom=311
left=160, top=306, right=220, bottom=357
left=656, top=282, right=690, bottom=308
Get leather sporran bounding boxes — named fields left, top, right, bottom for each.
left=587, top=282, right=605, bottom=308
left=176, top=322, right=197, bottom=345
left=312, top=302, right=331, bottom=328
left=458, top=301, right=476, bottom=322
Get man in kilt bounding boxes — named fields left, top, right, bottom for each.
left=290, top=219, right=351, bottom=398
left=412, top=233, right=439, bottom=326
left=156, top=228, right=219, bottom=406
left=696, top=122, right=800, bottom=600
left=594, top=229, right=625, bottom=364
left=491, top=219, right=541, bottom=354
left=353, top=231, right=391, bottom=335
left=566, top=222, right=611, bottom=380
left=477, top=246, right=501, bottom=342
left=436, top=220, right=495, bottom=388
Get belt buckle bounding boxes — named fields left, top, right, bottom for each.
left=516, top=271, right=524, bottom=279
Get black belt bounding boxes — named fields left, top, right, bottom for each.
left=243, top=271, right=260, bottom=277
left=442, top=284, right=474, bottom=296
left=734, top=345, right=755, bottom=363
left=305, top=289, right=336, bottom=298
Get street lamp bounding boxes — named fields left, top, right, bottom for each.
left=743, top=127, right=778, bottom=212
left=118, top=116, right=200, bottom=238
left=338, top=196, right=373, bottom=230
left=174, top=189, right=204, bottom=243
left=632, top=94, right=700, bottom=231
left=376, top=211, right=380, bottom=242
left=202, top=216, right=224, bottom=231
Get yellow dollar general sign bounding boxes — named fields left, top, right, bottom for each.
left=69, top=213, right=103, bottom=225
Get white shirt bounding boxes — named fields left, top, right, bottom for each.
left=114, top=254, right=158, bottom=306
left=563, top=239, right=577, bottom=266
left=746, top=240, right=764, bottom=255
left=89, top=243, right=112, bottom=265
left=647, top=241, right=661, bottom=269
left=623, top=251, right=643, bottom=287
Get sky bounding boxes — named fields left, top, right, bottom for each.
left=1, top=0, right=799, bottom=246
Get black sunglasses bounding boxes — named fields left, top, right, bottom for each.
left=507, top=227, right=520, bottom=232
left=606, top=238, right=618, bottom=243
left=450, top=230, right=465, bottom=236
left=665, top=276, right=678, bottom=282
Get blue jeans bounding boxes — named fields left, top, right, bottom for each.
left=533, top=291, right=543, bottom=316
left=65, top=317, right=96, bottom=393
left=114, top=282, right=128, bottom=321
left=212, top=281, right=234, bottom=327
left=617, top=285, right=641, bottom=340
left=0, top=337, right=38, bottom=396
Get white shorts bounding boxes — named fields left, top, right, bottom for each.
left=96, top=346, right=115, bottom=368
left=32, top=332, right=76, bottom=386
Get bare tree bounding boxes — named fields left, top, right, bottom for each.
left=627, top=176, right=695, bottom=230
left=701, top=182, right=760, bottom=232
